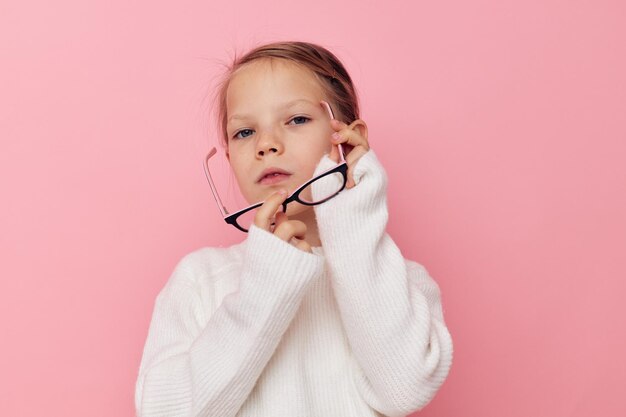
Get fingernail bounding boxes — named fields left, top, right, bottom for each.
left=332, top=132, right=342, bottom=142
left=278, top=189, right=287, bottom=195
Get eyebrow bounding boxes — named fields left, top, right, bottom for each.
left=227, top=99, right=317, bottom=124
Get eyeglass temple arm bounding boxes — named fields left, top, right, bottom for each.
left=320, top=100, right=346, bottom=163
left=203, top=147, right=229, bottom=217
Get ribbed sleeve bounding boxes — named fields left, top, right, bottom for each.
left=311, top=150, right=454, bottom=417
left=135, top=224, right=325, bottom=417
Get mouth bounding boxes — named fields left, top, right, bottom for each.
left=257, top=167, right=293, bottom=185
left=258, top=172, right=292, bottom=185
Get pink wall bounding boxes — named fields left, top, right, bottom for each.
left=1, top=1, right=625, bottom=416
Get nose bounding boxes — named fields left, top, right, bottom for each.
left=255, top=131, right=284, bottom=158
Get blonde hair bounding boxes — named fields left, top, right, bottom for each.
left=214, top=41, right=360, bottom=147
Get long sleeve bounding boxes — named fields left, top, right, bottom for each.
left=311, top=150, right=453, bottom=417
left=135, top=224, right=325, bottom=417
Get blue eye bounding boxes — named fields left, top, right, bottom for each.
left=289, top=116, right=310, bottom=125
left=233, top=129, right=254, bottom=140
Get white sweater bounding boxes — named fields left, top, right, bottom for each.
left=135, top=149, right=453, bottom=417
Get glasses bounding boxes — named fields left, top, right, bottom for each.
left=203, top=101, right=348, bottom=233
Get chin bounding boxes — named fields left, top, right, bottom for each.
left=285, top=202, right=314, bottom=218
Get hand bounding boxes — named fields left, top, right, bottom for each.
left=327, top=117, right=370, bottom=189
left=253, top=189, right=312, bottom=253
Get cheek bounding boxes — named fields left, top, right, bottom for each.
left=228, top=157, right=248, bottom=186
left=313, top=125, right=333, bottom=152
left=302, top=142, right=332, bottom=176
left=319, top=132, right=334, bottom=157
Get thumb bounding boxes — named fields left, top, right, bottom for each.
left=330, top=118, right=347, bottom=131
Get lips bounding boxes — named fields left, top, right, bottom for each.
left=256, top=167, right=293, bottom=183
left=258, top=173, right=291, bottom=185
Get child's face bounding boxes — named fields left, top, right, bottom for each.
left=225, top=59, right=335, bottom=215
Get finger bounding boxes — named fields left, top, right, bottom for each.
left=331, top=128, right=369, bottom=150
left=346, top=146, right=369, bottom=169
left=328, top=119, right=346, bottom=163
left=254, top=189, right=288, bottom=231
left=294, top=238, right=312, bottom=253
left=330, top=118, right=348, bottom=132
left=271, top=210, right=287, bottom=233
left=288, top=236, right=312, bottom=253
left=275, top=210, right=287, bottom=223
left=273, top=219, right=307, bottom=243
left=345, top=147, right=369, bottom=188
left=331, top=118, right=368, bottom=138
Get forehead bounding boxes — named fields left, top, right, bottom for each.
left=226, top=59, right=326, bottom=112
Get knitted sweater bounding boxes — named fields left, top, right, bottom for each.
left=134, top=149, right=453, bottom=417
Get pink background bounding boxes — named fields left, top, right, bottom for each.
left=1, top=1, right=625, bottom=416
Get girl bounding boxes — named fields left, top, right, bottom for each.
left=135, top=41, right=453, bottom=417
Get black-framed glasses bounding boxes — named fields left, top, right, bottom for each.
left=203, top=100, right=348, bottom=233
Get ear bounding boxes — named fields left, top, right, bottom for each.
left=349, top=119, right=368, bottom=142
